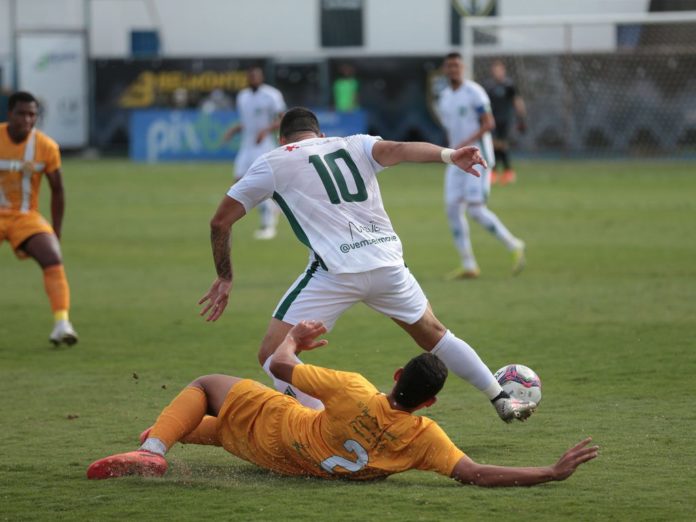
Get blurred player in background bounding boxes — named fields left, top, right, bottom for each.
left=87, top=320, right=597, bottom=485
left=0, top=92, right=78, bottom=346
left=437, top=52, right=525, bottom=279
left=484, top=59, right=527, bottom=185
left=222, top=66, right=286, bottom=240
left=199, top=107, right=535, bottom=423
left=333, top=63, right=359, bottom=113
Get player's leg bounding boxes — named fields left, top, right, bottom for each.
left=17, top=227, right=78, bottom=345
left=465, top=202, right=525, bottom=275
left=365, top=266, right=534, bottom=422
left=444, top=165, right=479, bottom=278
left=88, top=375, right=240, bottom=479
left=259, top=264, right=359, bottom=409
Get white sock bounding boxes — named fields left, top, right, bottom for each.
left=466, top=205, right=521, bottom=251
left=262, top=355, right=324, bottom=410
left=140, top=437, right=167, bottom=456
left=431, top=330, right=502, bottom=400
left=446, top=201, right=478, bottom=270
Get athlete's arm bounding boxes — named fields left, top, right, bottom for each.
left=455, top=111, right=495, bottom=149
left=222, top=123, right=242, bottom=143
left=372, top=140, right=487, bottom=177
left=44, top=169, right=65, bottom=239
left=198, top=196, right=247, bottom=321
left=256, top=113, right=284, bottom=144
left=514, top=95, right=527, bottom=133
left=451, top=438, right=598, bottom=487
left=269, top=320, right=329, bottom=383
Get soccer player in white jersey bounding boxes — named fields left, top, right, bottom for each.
left=437, top=52, right=525, bottom=279
left=222, top=66, right=286, bottom=240
left=199, top=107, right=536, bottom=423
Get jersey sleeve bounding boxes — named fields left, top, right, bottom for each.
left=273, top=89, right=287, bottom=114
left=226, top=157, right=275, bottom=211
left=357, top=134, right=386, bottom=174
left=471, top=83, right=492, bottom=116
left=410, top=421, right=466, bottom=477
left=291, top=364, right=378, bottom=406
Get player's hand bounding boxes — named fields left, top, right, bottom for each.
left=551, top=437, right=599, bottom=481
left=256, top=128, right=269, bottom=144
left=198, top=277, right=232, bottom=322
left=451, top=146, right=487, bottom=177
left=517, top=119, right=527, bottom=134
left=286, top=320, right=329, bottom=352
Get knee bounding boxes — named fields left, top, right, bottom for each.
left=188, top=376, right=209, bottom=390
left=465, top=204, right=484, bottom=222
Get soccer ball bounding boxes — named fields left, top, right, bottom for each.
left=494, top=364, right=542, bottom=404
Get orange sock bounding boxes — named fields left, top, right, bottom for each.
left=181, top=415, right=221, bottom=446
left=43, top=265, right=70, bottom=315
left=149, top=386, right=207, bottom=450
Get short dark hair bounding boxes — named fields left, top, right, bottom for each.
left=393, top=353, right=448, bottom=408
left=279, top=107, right=320, bottom=139
left=8, top=91, right=38, bottom=111
left=445, top=52, right=462, bottom=61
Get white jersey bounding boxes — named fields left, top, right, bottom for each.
left=437, top=80, right=495, bottom=166
left=227, top=135, right=404, bottom=274
left=236, top=84, right=286, bottom=151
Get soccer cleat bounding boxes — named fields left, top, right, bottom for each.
left=253, top=227, right=277, bottom=240
left=511, top=241, right=526, bottom=276
left=446, top=267, right=481, bottom=280
left=490, top=171, right=499, bottom=185
left=49, top=320, right=78, bottom=346
left=500, top=169, right=517, bottom=185
left=493, top=396, right=537, bottom=423
left=86, top=450, right=168, bottom=480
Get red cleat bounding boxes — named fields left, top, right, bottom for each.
left=139, top=426, right=153, bottom=444
left=86, top=450, right=168, bottom=480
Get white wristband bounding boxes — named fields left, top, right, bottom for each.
left=441, top=148, right=455, bottom=164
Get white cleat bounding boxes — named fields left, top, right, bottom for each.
left=49, top=320, right=79, bottom=346
left=493, top=396, right=537, bottom=423
left=253, top=227, right=277, bottom=240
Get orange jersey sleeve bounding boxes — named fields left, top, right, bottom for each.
left=291, top=364, right=378, bottom=407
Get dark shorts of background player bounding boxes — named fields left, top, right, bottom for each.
left=493, top=120, right=511, bottom=142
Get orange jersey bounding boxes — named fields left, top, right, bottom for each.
left=0, top=123, right=61, bottom=215
left=217, top=365, right=465, bottom=480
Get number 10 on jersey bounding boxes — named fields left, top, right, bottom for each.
left=309, top=149, right=368, bottom=204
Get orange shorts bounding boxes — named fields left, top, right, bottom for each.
left=0, top=210, right=55, bottom=258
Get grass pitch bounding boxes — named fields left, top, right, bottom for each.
left=1, top=158, right=695, bottom=521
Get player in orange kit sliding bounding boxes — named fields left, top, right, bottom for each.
left=0, top=91, right=77, bottom=345
left=87, top=320, right=597, bottom=486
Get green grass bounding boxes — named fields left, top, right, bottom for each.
left=1, top=159, right=695, bottom=521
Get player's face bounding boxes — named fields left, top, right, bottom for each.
left=8, top=101, right=38, bottom=140
left=443, top=58, right=464, bottom=84
left=247, top=68, right=264, bottom=89
left=491, top=62, right=506, bottom=81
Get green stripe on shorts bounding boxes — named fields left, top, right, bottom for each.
left=274, top=261, right=320, bottom=321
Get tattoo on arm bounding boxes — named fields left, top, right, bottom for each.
left=211, top=227, right=232, bottom=280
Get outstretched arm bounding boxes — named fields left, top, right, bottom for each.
left=451, top=438, right=598, bottom=487
left=45, top=169, right=65, bottom=239
left=372, top=140, right=487, bottom=177
left=269, top=320, right=328, bottom=383
left=198, top=196, right=246, bottom=321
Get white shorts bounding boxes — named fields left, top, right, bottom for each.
left=272, top=262, right=428, bottom=330
left=444, top=164, right=491, bottom=205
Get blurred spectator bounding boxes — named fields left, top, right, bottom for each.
left=200, top=88, right=233, bottom=114
left=333, top=63, right=359, bottom=113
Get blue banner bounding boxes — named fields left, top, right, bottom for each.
left=129, top=109, right=366, bottom=162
